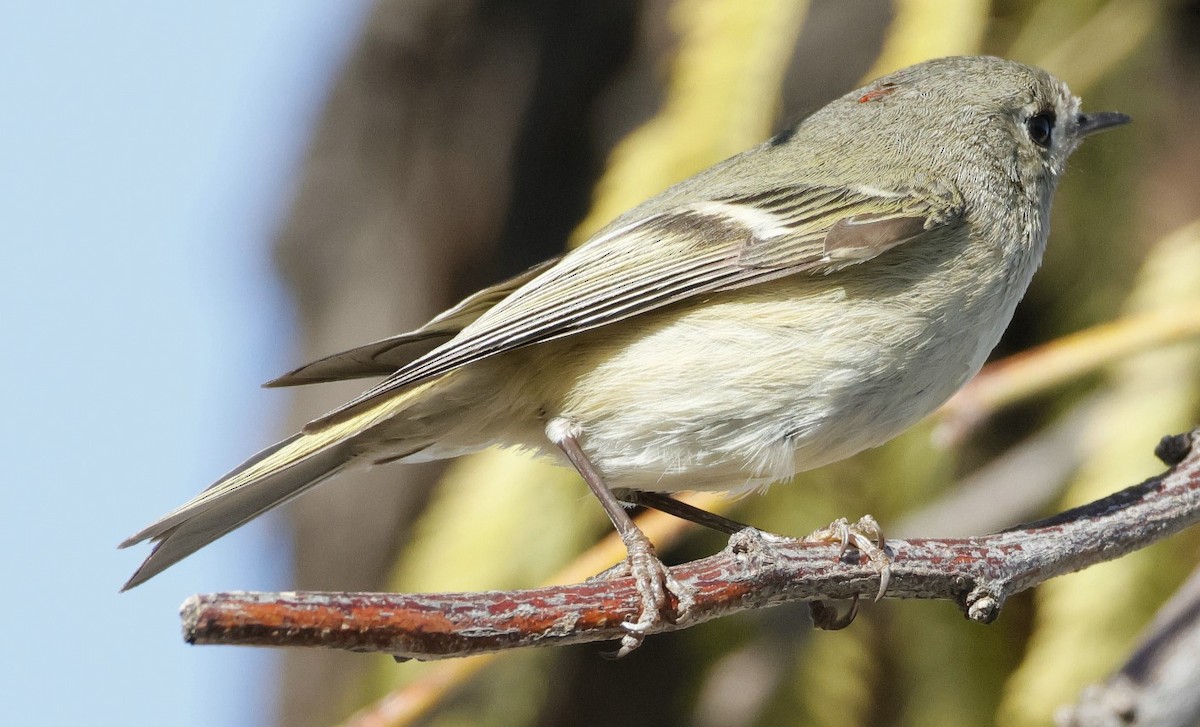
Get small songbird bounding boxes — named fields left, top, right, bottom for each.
left=121, top=56, right=1129, bottom=653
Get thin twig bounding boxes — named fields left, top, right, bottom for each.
left=936, top=302, right=1200, bottom=444
left=182, top=429, right=1200, bottom=660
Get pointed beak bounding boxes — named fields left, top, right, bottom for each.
left=1076, top=111, right=1131, bottom=137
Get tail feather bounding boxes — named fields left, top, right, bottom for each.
left=120, top=417, right=365, bottom=549
left=120, top=431, right=355, bottom=592
left=119, top=437, right=353, bottom=591
left=119, top=379, right=441, bottom=590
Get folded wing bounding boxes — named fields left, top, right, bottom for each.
left=310, top=182, right=963, bottom=429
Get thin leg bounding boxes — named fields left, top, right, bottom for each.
left=548, top=418, right=694, bottom=656
left=624, top=491, right=750, bottom=536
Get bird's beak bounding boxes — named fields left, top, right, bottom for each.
left=1076, top=111, right=1131, bottom=137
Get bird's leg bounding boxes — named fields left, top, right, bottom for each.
left=622, top=491, right=751, bottom=535
left=585, top=493, right=749, bottom=583
left=548, top=419, right=695, bottom=657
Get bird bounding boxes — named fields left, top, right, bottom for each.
left=121, top=56, right=1129, bottom=655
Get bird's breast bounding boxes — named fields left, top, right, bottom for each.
left=529, top=248, right=1022, bottom=493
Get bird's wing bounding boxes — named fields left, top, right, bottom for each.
left=309, top=182, right=963, bottom=428
left=264, top=256, right=562, bottom=386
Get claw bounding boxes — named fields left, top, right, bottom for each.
left=807, top=514, right=892, bottom=602
left=809, top=594, right=860, bottom=630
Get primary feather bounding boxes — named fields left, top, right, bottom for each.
left=265, top=256, right=561, bottom=387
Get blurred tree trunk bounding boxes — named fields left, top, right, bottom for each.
left=270, top=1, right=645, bottom=724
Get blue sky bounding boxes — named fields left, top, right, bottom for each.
left=1, top=3, right=370, bottom=724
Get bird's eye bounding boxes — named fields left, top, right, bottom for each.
left=1026, top=111, right=1056, bottom=148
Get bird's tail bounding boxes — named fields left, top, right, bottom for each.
left=119, top=380, right=439, bottom=590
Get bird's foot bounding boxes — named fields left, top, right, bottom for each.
left=595, top=532, right=694, bottom=657
left=807, top=514, right=892, bottom=608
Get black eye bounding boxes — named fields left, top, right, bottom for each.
left=1026, top=111, right=1055, bottom=148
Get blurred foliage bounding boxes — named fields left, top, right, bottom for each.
left=573, top=0, right=811, bottom=241
left=998, top=220, right=1200, bottom=726
left=865, top=0, right=990, bottom=77
left=341, top=1, right=1200, bottom=725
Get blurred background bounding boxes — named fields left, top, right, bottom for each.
left=5, top=0, right=1200, bottom=725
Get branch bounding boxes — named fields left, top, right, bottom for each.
left=1060, top=562, right=1200, bottom=726
left=182, top=429, right=1200, bottom=660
